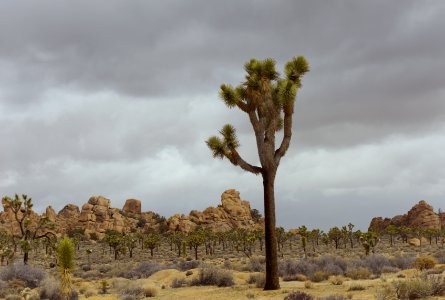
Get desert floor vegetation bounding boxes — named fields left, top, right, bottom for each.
left=2, top=228, right=445, bottom=300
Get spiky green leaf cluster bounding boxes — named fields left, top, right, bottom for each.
left=285, top=56, right=310, bottom=87
left=57, top=237, right=75, bottom=271
left=206, top=124, right=239, bottom=159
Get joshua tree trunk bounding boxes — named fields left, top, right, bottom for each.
left=263, top=172, right=279, bottom=289
left=23, top=251, right=29, bottom=265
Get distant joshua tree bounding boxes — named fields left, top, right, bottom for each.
left=206, top=56, right=309, bottom=290
left=2, top=194, right=56, bottom=264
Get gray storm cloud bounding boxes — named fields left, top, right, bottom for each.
left=1, top=0, right=445, bottom=230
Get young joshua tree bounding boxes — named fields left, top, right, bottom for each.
left=206, top=56, right=309, bottom=289
left=58, top=237, right=75, bottom=298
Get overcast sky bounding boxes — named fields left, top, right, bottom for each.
left=1, top=0, right=445, bottom=230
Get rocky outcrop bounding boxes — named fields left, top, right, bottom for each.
left=167, top=189, right=261, bottom=233
left=123, top=199, right=141, bottom=215
left=369, top=200, right=442, bottom=232
left=0, top=189, right=261, bottom=238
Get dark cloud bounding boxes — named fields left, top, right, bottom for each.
left=1, top=1, right=445, bottom=229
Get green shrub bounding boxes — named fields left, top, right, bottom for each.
left=393, top=278, right=433, bottom=299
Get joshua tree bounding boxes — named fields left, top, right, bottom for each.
left=57, top=237, right=75, bottom=298
left=359, top=231, right=379, bottom=255
left=187, top=230, right=205, bottom=260
left=2, top=194, right=56, bottom=264
left=386, top=225, right=398, bottom=247
left=347, top=223, right=355, bottom=248
left=144, top=233, right=161, bottom=257
left=206, top=56, right=309, bottom=290
left=298, top=225, right=308, bottom=257
left=328, top=227, right=342, bottom=250
left=104, top=230, right=123, bottom=260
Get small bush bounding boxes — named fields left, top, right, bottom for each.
left=5, top=295, right=22, bottom=300
left=284, top=291, right=314, bottom=300
left=118, top=282, right=145, bottom=298
left=414, top=256, right=436, bottom=271
left=346, top=267, right=371, bottom=280
left=391, top=254, right=415, bottom=270
left=143, top=285, right=158, bottom=297
left=375, top=284, right=396, bottom=300
left=279, top=259, right=315, bottom=277
left=171, top=277, right=186, bottom=288
left=283, top=274, right=307, bottom=282
left=120, top=262, right=164, bottom=279
left=362, top=255, right=394, bottom=275
left=393, top=278, right=433, bottom=299
left=330, top=275, right=344, bottom=285
left=318, top=296, right=349, bottom=300
left=247, top=256, right=265, bottom=272
left=316, top=255, right=347, bottom=275
left=304, top=281, right=313, bottom=289
left=191, top=266, right=234, bottom=287
left=39, top=277, right=78, bottom=300
left=0, top=264, right=46, bottom=288
left=247, top=273, right=265, bottom=288
left=347, top=283, right=366, bottom=291
left=178, top=260, right=200, bottom=271
left=309, top=271, right=329, bottom=282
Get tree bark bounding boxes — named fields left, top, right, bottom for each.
left=24, top=251, right=29, bottom=265
left=263, top=172, right=280, bottom=290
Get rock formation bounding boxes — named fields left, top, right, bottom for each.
left=123, top=199, right=142, bottom=215
left=167, top=189, right=260, bottom=233
left=369, top=200, right=442, bottom=232
left=0, top=189, right=261, bottom=238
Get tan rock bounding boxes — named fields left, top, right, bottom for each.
left=45, top=206, right=57, bottom=222
left=123, top=199, right=142, bottom=215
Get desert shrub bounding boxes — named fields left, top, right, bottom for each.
left=434, top=250, right=445, bottom=264
left=381, top=266, right=400, bottom=274
left=0, top=264, right=46, bottom=288
left=279, top=259, right=316, bottom=277
left=391, top=254, right=415, bottom=270
left=98, top=264, right=112, bottom=274
left=375, top=284, right=396, bottom=300
left=143, top=285, right=158, bottom=297
left=347, top=283, right=366, bottom=291
left=81, top=264, right=92, bottom=272
left=428, top=275, right=445, bottom=296
left=393, top=278, right=433, bottom=299
left=5, top=295, right=22, bottom=300
left=185, top=270, right=193, bottom=276
left=362, top=254, right=394, bottom=275
left=247, top=256, right=265, bottom=272
left=318, top=296, right=348, bottom=300
left=178, top=260, right=200, bottom=271
left=414, top=256, right=436, bottom=271
left=309, top=271, right=329, bottom=282
left=120, top=262, right=164, bottom=279
left=117, top=282, right=145, bottom=298
left=284, top=291, right=314, bottom=300
left=316, top=255, right=347, bottom=276
left=84, top=290, right=96, bottom=298
left=345, top=267, right=371, bottom=280
left=39, top=277, right=78, bottom=300
left=247, top=273, right=265, bottom=288
left=0, top=280, right=8, bottom=297
left=171, top=277, right=186, bottom=288
left=304, top=280, right=313, bottom=289
left=330, top=275, right=344, bottom=285
left=283, top=274, right=307, bottom=282
left=191, top=266, right=234, bottom=287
